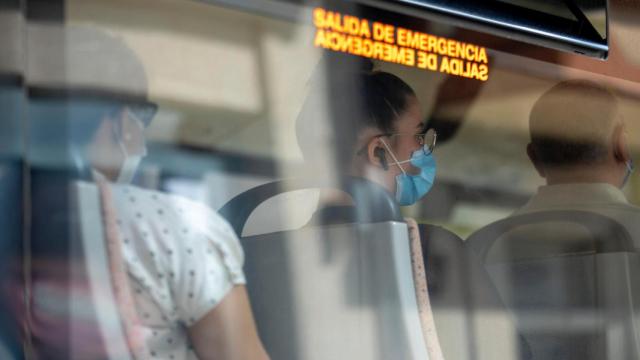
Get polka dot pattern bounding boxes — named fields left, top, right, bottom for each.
left=111, top=184, right=246, bottom=359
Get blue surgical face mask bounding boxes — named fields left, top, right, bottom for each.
left=380, top=140, right=437, bottom=206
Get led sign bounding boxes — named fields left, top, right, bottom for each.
left=313, top=8, right=489, bottom=81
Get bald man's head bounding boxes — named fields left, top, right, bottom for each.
left=529, top=80, right=621, bottom=167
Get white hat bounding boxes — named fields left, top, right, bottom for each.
left=27, top=24, right=148, bottom=99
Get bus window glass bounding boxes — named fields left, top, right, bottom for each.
left=11, top=0, right=640, bottom=359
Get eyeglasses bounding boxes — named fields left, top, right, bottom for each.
left=125, top=101, right=157, bottom=128
left=375, top=128, right=437, bottom=155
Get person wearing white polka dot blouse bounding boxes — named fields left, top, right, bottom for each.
left=107, top=184, right=269, bottom=360
left=60, top=27, right=269, bottom=360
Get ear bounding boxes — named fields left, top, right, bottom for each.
left=366, top=138, right=388, bottom=170
left=527, top=143, right=546, bottom=178
left=612, top=124, right=630, bottom=164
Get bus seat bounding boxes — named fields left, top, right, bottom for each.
left=71, top=181, right=136, bottom=359
left=219, top=177, right=431, bottom=359
left=466, top=210, right=640, bottom=359
left=219, top=177, right=402, bottom=237
left=420, top=224, right=530, bottom=360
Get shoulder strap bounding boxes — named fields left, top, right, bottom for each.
left=97, top=181, right=148, bottom=359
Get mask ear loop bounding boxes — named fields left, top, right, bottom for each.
left=380, top=96, right=413, bottom=166
left=125, top=109, right=148, bottom=157
left=109, top=115, right=131, bottom=158
left=113, top=109, right=149, bottom=158
left=109, top=113, right=123, bottom=143
left=379, top=138, right=407, bottom=175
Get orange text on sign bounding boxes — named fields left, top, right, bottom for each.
left=312, top=7, right=489, bottom=81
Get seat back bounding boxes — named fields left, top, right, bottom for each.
left=243, top=222, right=427, bottom=359
left=219, top=176, right=403, bottom=235
left=220, top=177, right=428, bottom=359
left=29, top=174, right=133, bottom=359
left=70, top=181, right=134, bottom=359
left=422, top=225, right=530, bottom=360
left=466, top=210, right=640, bottom=359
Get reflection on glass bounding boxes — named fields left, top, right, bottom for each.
left=12, top=0, right=640, bottom=359
left=467, top=80, right=640, bottom=359
left=0, top=81, right=24, bottom=360
left=0, top=2, right=24, bottom=358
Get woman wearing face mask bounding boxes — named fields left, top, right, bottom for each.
left=84, top=104, right=151, bottom=184
left=91, top=103, right=270, bottom=360
left=28, top=27, right=269, bottom=360
left=296, top=55, right=533, bottom=360
left=297, top=55, right=436, bottom=226
left=296, top=55, right=445, bottom=359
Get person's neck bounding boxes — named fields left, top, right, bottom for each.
left=544, top=164, right=622, bottom=187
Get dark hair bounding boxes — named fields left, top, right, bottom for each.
left=529, top=79, right=619, bottom=167
left=359, top=63, right=416, bottom=134
left=296, top=54, right=417, bottom=172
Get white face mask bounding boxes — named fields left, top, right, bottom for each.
left=116, top=152, right=145, bottom=184
left=114, top=111, right=147, bottom=184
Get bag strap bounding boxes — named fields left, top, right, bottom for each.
left=97, top=180, right=148, bottom=359
left=406, top=218, right=445, bottom=360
